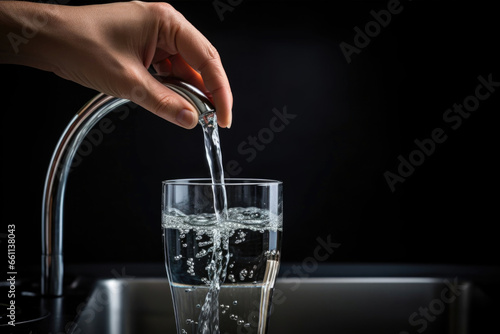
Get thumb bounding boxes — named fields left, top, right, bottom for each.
left=130, top=70, right=199, bottom=129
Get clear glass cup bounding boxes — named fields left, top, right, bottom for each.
left=162, top=178, right=283, bottom=334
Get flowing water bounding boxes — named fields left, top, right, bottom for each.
left=200, top=112, right=228, bottom=220
left=198, top=111, right=229, bottom=333
left=162, top=111, right=281, bottom=334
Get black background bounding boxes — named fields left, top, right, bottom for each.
left=2, top=0, right=499, bottom=272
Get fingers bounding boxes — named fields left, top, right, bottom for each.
left=154, top=55, right=206, bottom=95
left=177, top=30, right=233, bottom=128
left=157, top=5, right=233, bottom=128
left=134, top=3, right=233, bottom=129
left=170, top=55, right=206, bottom=94
left=133, top=66, right=199, bottom=129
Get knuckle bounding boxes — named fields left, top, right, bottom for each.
left=150, top=2, right=177, bottom=18
left=198, top=44, right=221, bottom=74
left=206, top=43, right=220, bottom=61
left=152, top=93, right=174, bottom=118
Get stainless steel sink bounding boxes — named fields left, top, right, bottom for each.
left=69, top=277, right=471, bottom=334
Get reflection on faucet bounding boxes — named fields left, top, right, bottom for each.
left=41, top=75, right=215, bottom=296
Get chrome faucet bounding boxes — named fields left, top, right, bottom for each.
left=41, top=75, right=215, bottom=296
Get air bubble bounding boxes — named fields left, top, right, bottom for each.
left=239, top=269, right=248, bottom=281
left=195, top=249, right=208, bottom=258
left=198, top=240, right=213, bottom=247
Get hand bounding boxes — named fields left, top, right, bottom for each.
left=0, top=1, right=232, bottom=129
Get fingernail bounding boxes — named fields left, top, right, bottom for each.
left=176, top=109, right=197, bottom=128
left=223, top=110, right=232, bottom=129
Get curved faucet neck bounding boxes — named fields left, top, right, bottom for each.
left=41, top=76, right=214, bottom=296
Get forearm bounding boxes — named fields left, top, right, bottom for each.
left=0, top=1, right=66, bottom=72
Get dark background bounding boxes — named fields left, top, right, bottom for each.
left=2, top=0, right=498, bottom=273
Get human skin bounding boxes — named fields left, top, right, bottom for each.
left=0, top=1, right=233, bottom=129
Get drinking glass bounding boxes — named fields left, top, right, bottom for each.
left=162, top=179, right=283, bottom=334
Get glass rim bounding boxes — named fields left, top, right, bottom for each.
left=162, top=178, right=282, bottom=186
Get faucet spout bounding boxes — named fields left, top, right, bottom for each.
left=41, top=75, right=215, bottom=296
